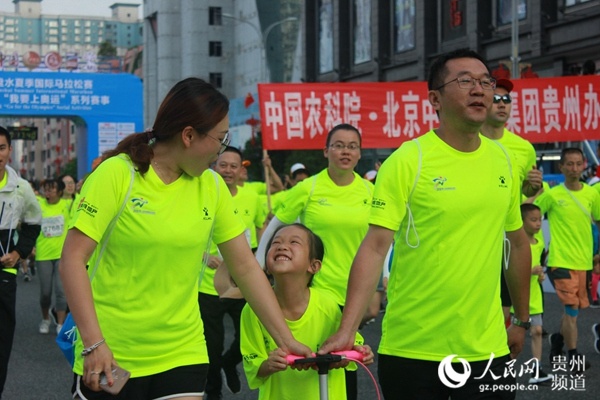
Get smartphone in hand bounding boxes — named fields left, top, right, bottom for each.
left=100, top=366, right=131, bottom=395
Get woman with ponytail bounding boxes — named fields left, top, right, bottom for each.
left=60, top=78, right=310, bottom=400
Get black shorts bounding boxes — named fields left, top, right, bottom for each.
left=378, top=354, right=516, bottom=400
left=72, top=364, right=208, bottom=400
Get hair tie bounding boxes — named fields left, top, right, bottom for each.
left=145, top=128, right=155, bottom=144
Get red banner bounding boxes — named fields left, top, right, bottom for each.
left=258, top=75, right=600, bottom=150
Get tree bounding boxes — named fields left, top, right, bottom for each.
left=242, top=132, right=327, bottom=183
left=98, top=41, right=117, bottom=57
left=60, top=157, right=77, bottom=179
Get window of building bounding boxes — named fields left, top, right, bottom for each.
left=49, top=36, right=58, bottom=43
left=209, top=41, right=222, bottom=57
left=48, top=44, right=58, bottom=51
left=62, top=35, right=68, bottom=41
left=394, top=0, right=415, bottom=53
left=61, top=20, right=67, bottom=26
left=319, top=0, right=334, bottom=73
left=209, top=7, right=222, bottom=25
left=353, top=0, right=372, bottom=64
left=565, top=0, right=592, bottom=5
left=85, top=20, right=91, bottom=27
left=49, top=28, right=58, bottom=35
left=209, top=73, right=223, bottom=88
left=49, top=21, right=58, bottom=27
left=442, top=0, right=467, bottom=41
left=497, top=0, right=527, bottom=26
left=5, top=19, right=14, bottom=25
left=75, top=20, right=80, bottom=27
left=6, top=27, right=14, bottom=33
left=75, top=28, right=81, bottom=35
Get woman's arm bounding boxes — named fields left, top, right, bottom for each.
left=219, top=234, right=311, bottom=357
left=59, top=228, right=117, bottom=390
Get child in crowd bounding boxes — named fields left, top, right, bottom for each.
left=515, top=203, right=553, bottom=384
left=240, top=223, right=373, bottom=399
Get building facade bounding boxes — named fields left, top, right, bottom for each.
left=142, top=0, right=301, bottom=129
left=301, top=0, right=600, bottom=167
left=303, top=0, right=599, bottom=83
left=0, top=0, right=143, bottom=181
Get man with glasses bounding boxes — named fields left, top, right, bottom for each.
left=319, top=49, right=532, bottom=399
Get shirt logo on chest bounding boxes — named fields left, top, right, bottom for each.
left=432, top=176, right=455, bottom=192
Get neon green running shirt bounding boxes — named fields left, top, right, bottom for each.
left=241, top=288, right=362, bottom=400
left=276, top=170, right=373, bottom=305
left=535, top=183, right=600, bottom=270
left=35, top=198, right=71, bottom=261
left=70, top=157, right=245, bottom=377
left=371, top=131, right=522, bottom=362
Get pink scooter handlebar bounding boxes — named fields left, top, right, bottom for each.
left=285, top=350, right=364, bottom=365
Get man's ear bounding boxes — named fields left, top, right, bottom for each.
left=428, top=90, right=441, bottom=111
left=308, top=259, right=322, bottom=275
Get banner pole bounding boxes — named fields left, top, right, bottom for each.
left=263, top=149, right=272, bottom=214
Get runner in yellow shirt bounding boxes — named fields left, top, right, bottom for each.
left=60, top=78, right=310, bottom=399
left=35, top=178, right=71, bottom=335
left=319, top=49, right=532, bottom=400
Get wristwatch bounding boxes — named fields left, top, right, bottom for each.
left=511, top=316, right=531, bottom=330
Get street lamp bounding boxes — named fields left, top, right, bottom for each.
left=222, top=13, right=298, bottom=83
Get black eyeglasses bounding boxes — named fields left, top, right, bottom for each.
left=206, top=132, right=230, bottom=155
left=435, top=77, right=497, bottom=91
left=492, top=94, right=512, bottom=104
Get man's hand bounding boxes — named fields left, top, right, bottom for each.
left=506, top=324, right=526, bottom=359
left=0, top=250, right=20, bottom=268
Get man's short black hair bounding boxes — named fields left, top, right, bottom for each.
left=0, top=126, right=12, bottom=147
left=428, top=48, right=491, bottom=91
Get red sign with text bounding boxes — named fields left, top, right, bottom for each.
left=258, top=75, right=600, bottom=150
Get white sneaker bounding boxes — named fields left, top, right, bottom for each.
left=56, top=324, right=63, bottom=335
left=39, top=319, right=51, bottom=334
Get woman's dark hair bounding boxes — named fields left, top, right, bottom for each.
left=103, top=78, right=229, bottom=174
left=265, top=223, right=325, bottom=287
left=325, top=123, right=361, bottom=148
left=42, top=178, right=65, bottom=197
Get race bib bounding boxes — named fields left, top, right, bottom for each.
left=42, top=215, right=65, bottom=238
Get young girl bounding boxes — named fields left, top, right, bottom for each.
left=241, top=223, right=373, bottom=399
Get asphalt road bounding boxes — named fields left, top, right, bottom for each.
left=3, top=270, right=600, bottom=399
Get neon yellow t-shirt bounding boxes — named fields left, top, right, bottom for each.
left=493, top=128, right=537, bottom=184
left=245, top=181, right=267, bottom=195
left=70, top=157, right=245, bottom=377
left=35, top=198, right=70, bottom=261
left=198, top=185, right=264, bottom=296
left=241, top=288, right=362, bottom=400
left=534, top=183, right=600, bottom=270
left=371, top=131, right=522, bottom=362
left=276, top=170, right=374, bottom=305
left=235, top=185, right=266, bottom=248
